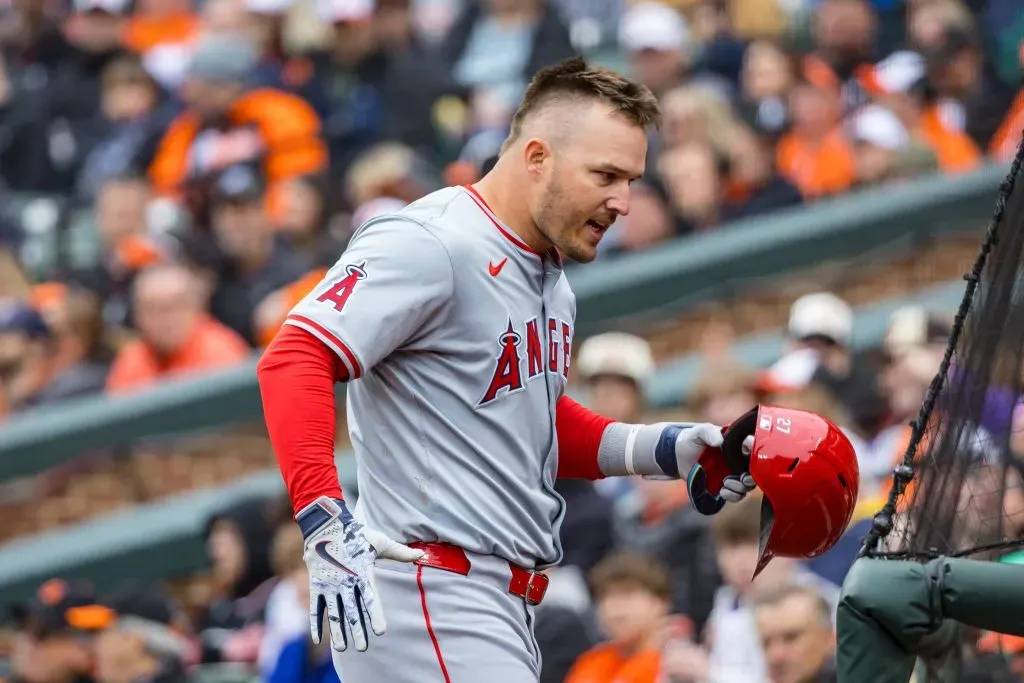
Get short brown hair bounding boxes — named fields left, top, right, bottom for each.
left=588, top=552, right=672, bottom=602
left=710, top=490, right=764, bottom=547
left=102, top=55, right=157, bottom=92
left=505, top=57, right=662, bottom=149
left=753, top=582, right=832, bottom=628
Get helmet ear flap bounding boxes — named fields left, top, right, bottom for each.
left=721, top=406, right=760, bottom=475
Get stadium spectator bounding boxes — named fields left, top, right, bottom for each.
left=9, top=579, right=111, bottom=683
left=738, top=39, right=795, bottom=142
left=203, top=163, right=311, bottom=346
left=0, top=0, right=127, bottom=194
left=753, top=583, right=838, bottom=683
left=27, top=284, right=110, bottom=405
left=263, top=522, right=339, bottom=683
left=776, top=78, right=858, bottom=199
left=259, top=517, right=311, bottom=681
left=0, top=300, right=53, bottom=419
left=105, top=263, right=250, bottom=394
left=196, top=497, right=277, bottom=667
left=804, top=0, right=879, bottom=114
left=68, top=172, right=163, bottom=334
left=619, top=2, right=697, bottom=100
left=442, top=0, right=575, bottom=118
left=74, top=54, right=174, bottom=203
left=149, top=32, right=328, bottom=225
left=704, top=493, right=840, bottom=683
left=564, top=553, right=672, bottom=683
left=94, top=588, right=189, bottom=683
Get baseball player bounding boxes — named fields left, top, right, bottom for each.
left=257, top=57, right=758, bottom=682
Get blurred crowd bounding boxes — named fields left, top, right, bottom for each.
left=0, top=0, right=1020, bottom=418
left=0, top=0, right=1022, bottom=681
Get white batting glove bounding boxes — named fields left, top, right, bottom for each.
left=297, top=496, right=424, bottom=652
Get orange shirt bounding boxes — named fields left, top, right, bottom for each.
left=918, top=105, right=982, bottom=174
left=255, top=268, right=328, bottom=348
left=149, top=88, right=328, bottom=221
left=565, top=644, right=662, bottom=683
left=106, top=316, right=250, bottom=394
left=775, top=128, right=857, bottom=199
left=989, top=90, right=1024, bottom=162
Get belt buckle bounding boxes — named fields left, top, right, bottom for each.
left=523, top=571, right=546, bottom=606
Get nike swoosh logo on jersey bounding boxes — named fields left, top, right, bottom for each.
left=314, top=540, right=358, bottom=577
left=489, top=258, right=508, bottom=277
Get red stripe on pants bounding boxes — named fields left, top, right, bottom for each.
left=417, top=565, right=452, bottom=683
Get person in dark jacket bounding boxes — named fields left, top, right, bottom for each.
left=201, top=496, right=278, bottom=633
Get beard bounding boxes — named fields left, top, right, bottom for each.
left=534, top=174, right=597, bottom=264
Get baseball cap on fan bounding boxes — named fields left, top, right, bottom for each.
left=246, top=0, right=294, bottom=14
left=619, top=2, right=690, bottom=53
left=10, top=579, right=114, bottom=639
left=576, top=332, right=655, bottom=386
left=787, top=292, right=853, bottom=347
left=317, top=0, right=375, bottom=22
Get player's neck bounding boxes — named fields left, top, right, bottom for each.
left=470, top=175, right=552, bottom=254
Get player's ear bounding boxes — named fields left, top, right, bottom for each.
left=523, top=138, right=551, bottom=177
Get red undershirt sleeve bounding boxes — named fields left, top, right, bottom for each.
left=555, top=395, right=614, bottom=480
left=257, top=324, right=348, bottom=514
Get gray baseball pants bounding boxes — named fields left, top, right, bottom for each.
left=332, top=550, right=543, bottom=682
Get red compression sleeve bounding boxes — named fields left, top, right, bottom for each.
left=555, top=395, right=614, bottom=480
left=257, top=324, right=348, bottom=514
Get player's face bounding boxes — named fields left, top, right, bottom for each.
left=532, top=104, right=648, bottom=263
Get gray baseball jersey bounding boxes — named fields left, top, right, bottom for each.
left=286, top=185, right=575, bottom=570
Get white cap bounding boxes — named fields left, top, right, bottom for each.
left=317, top=0, right=375, bottom=22
left=787, top=292, right=853, bottom=346
left=872, top=50, right=925, bottom=94
left=74, top=0, right=131, bottom=13
left=576, top=332, right=655, bottom=384
left=247, top=0, right=294, bottom=14
left=851, top=104, right=910, bottom=150
left=619, top=2, right=689, bottom=53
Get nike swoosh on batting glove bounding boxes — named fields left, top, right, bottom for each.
left=296, top=496, right=424, bottom=652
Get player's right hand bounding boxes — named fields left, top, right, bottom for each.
left=298, top=496, right=425, bottom=652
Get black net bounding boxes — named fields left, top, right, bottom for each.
left=858, top=135, right=1024, bottom=681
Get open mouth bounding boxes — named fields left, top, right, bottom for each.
left=586, top=219, right=609, bottom=234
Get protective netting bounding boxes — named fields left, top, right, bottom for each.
left=856, top=135, right=1024, bottom=681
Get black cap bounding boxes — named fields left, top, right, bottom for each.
left=11, top=579, right=113, bottom=638
left=107, top=586, right=178, bottom=626
left=0, top=301, right=50, bottom=338
left=211, top=164, right=265, bottom=204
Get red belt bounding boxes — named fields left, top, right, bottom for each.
left=408, top=542, right=549, bottom=606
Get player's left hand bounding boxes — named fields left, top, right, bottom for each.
left=299, top=496, right=424, bottom=653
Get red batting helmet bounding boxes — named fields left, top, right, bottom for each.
left=719, top=405, right=860, bottom=578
